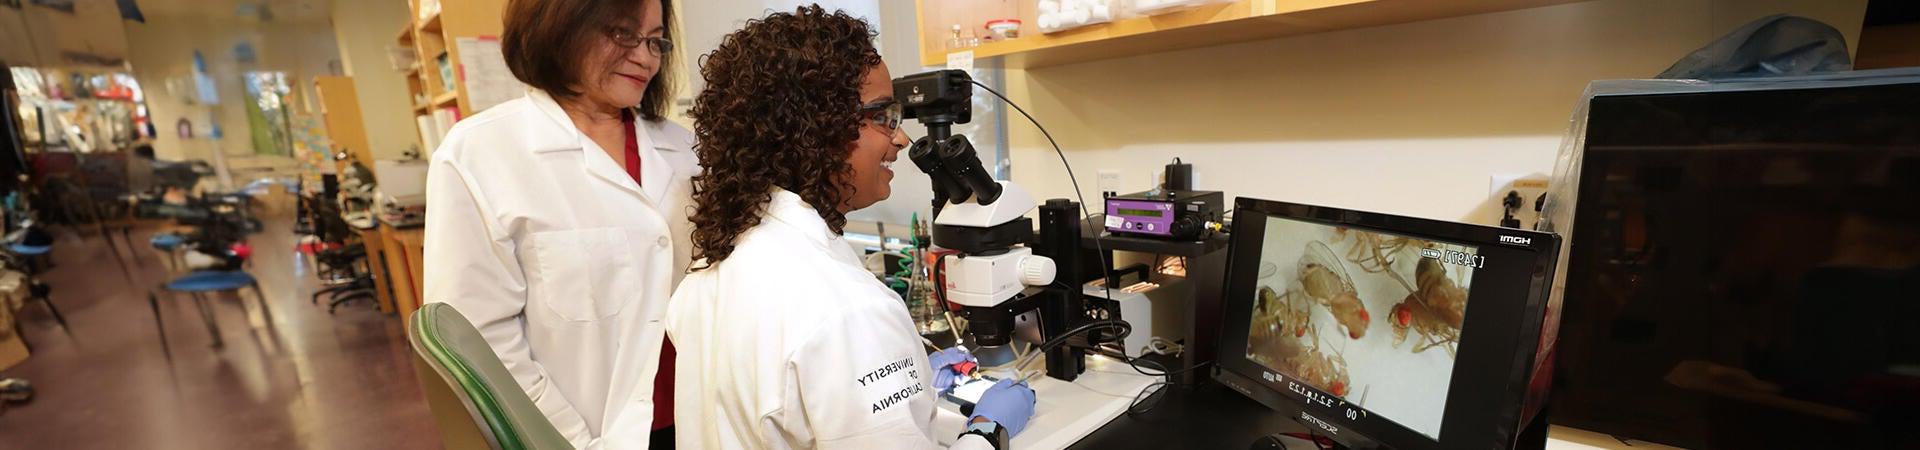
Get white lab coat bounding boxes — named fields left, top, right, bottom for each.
left=666, top=189, right=991, bottom=450
left=424, top=89, right=698, bottom=449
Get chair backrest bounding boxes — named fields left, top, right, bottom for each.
left=408, top=303, right=574, bottom=450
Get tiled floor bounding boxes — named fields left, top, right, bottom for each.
left=0, top=193, right=442, bottom=449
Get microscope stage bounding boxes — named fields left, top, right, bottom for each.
left=938, top=355, right=1161, bottom=450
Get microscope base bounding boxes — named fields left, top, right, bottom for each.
left=939, top=355, right=1161, bottom=450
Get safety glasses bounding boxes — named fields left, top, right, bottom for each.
left=859, top=100, right=903, bottom=133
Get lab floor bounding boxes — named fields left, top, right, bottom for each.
left=0, top=192, right=441, bottom=449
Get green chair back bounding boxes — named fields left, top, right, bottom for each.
left=409, top=303, right=574, bottom=450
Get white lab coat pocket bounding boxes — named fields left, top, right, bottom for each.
left=529, top=228, right=640, bottom=322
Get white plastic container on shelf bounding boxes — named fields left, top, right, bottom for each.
left=1037, top=0, right=1117, bottom=34
left=1125, top=0, right=1234, bottom=16
left=985, top=19, right=1022, bottom=41
left=387, top=46, right=419, bottom=72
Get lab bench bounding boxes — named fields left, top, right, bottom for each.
left=375, top=221, right=426, bottom=329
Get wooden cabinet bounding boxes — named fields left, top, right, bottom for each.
left=915, top=0, right=1590, bottom=68
left=313, top=76, right=372, bottom=173
left=381, top=225, right=426, bottom=328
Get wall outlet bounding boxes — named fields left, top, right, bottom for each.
left=1489, top=173, right=1551, bottom=228
left=1098, top=170, right=1123, bottom=193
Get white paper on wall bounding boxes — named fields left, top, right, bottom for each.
left=454, top=37, right=525, bottom=114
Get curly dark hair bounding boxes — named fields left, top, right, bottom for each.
left=688, top=5, right=883, bottom=269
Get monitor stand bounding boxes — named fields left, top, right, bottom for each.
left=1242, top=412, right=1385, bottom=450
left=1248, top=432, right=1369, bottom=450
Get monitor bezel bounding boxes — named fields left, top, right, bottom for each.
left=1213, top=197, right=1561, bottom=450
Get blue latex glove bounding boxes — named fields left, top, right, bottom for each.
left=928, top=347, right=976, bottom=393
left=970, top=379, right=1037, bottom=436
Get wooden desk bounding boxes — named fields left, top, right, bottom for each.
left=380, top=224, right=427, bottom=328
left=356, top=228, right=397, bottom=314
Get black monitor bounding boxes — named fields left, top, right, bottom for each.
left=1548, top=72, right=1920, bottom=448
left=1215, top=198, right=1560, bottom=449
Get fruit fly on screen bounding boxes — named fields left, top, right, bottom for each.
left=1299, top=241, right=1370, bottom=339
left=1334, top=229, right=1467, bottom=356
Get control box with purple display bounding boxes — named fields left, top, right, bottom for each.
left=1102, top=189, right=1224, bottom=240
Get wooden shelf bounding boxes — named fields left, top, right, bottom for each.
left=413, top=102, right=430, bottom=113
left=433, top=91, right=457, bottom=107
left=918, top=0, right=1588, bottom=68
left=398, top=25, right=413, bottom=44
left=418, top=11, right=443, bottom=32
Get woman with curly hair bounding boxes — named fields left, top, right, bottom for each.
left=665, top=6, right=1035, bottom=449
left=424, top=0, right=689, bottom=447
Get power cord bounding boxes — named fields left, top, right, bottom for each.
left=1117, top=353, right=1214, bottom=416
left=1011, top=320, right=1133, bottom=382
left=1142, top=336, right=1184, bottom=356
left=967, top=79, right=1117, bottom=305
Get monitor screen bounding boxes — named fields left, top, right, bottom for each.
left=1216, top=198, right=1560, bottom=450
left=1244, top=216, right=1481, bottom=440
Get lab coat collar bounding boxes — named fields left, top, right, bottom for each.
left=764, top=188, right=851, bottom=259
left=525, top=89, right=676, bottom=205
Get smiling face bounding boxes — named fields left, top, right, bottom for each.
left=841, top=64, right=910, bottom=212
left=575, top=0, right=663, bottom=111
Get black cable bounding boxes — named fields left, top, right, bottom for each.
left=968, top=79, right=1116, bottom=303
left=1127, top=356, right=1213, bottom=380
left=1121, top=356, right=1213, bottom=415
left=1028, top=319, right=1132, bottom=357
left=1127, top=380, right=1176, bottom=415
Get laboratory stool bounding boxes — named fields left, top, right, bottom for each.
left=149, top=232, right=187, bottom=272
left=5, top=244, right=69, bottom=337
left=410, top=303, right=573, bottom=450
left=147, top=270, right=267, bottom=348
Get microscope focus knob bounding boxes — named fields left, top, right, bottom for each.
left=1018, top=255, right=1057, bottom=287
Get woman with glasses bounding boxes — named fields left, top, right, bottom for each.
left=666, top=7, right=1036, bottom=449
left=423, top=0, right=691, bottom=447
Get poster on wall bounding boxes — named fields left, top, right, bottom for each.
left=191, top=51, right=219, bottom=105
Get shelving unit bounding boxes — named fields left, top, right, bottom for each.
left=916, top=0, right=1588, bottom=68
left=419, top=10, right=443, bottom=32
left=387, top=0, right=509, bottom=330
left=394, top=0, right=507, bottom=126
left=1073, top=216, right=1231, bottom=383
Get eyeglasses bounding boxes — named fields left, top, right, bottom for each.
left=858, top=100, right=903, bottom=132
left=606, top=27, right=674, bottom=56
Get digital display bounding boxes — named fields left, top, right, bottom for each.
left=1244, top=216, right=1480, bottom=440
left=1115, top=208, right=1164, bottom=217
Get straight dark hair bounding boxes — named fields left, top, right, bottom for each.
left=501, top=0, right=677, bottom=121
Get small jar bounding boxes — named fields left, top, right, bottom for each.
left=985, top=19, right=1022, bottom=41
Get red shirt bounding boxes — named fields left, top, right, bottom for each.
left=624, top=111, right=676, bottom=431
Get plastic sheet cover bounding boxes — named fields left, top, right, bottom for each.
left=1526, top=67, right=1920, bottom=426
